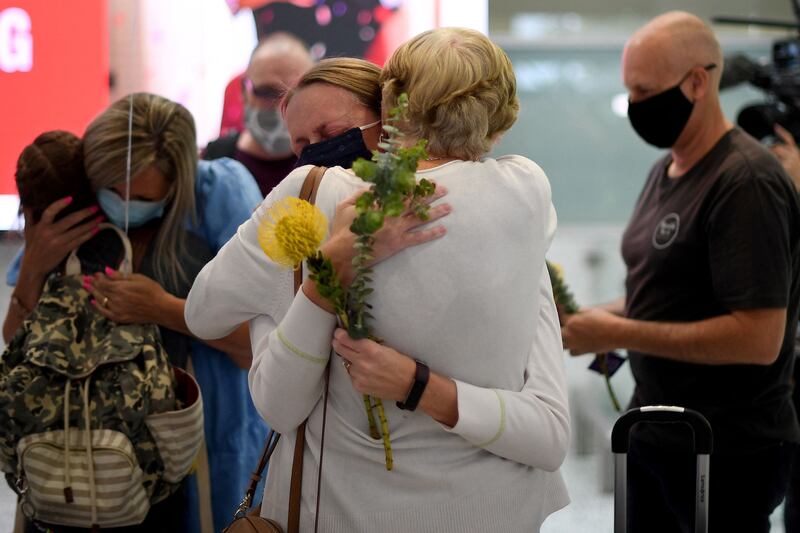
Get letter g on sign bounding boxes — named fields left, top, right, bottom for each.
left=0, top=7, right=33, bottom=73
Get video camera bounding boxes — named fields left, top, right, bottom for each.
left=715, top=1, right=800, bottom=142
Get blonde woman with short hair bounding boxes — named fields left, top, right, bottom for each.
left=187, top=30, right=568, bottom=531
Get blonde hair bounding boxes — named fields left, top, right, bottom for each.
left=380, top=28, right=519, bottom=160
left=282, top=57, right=382, bottom=115
left=83, top=93, right=197, bottom=288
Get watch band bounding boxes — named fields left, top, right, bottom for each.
left=396, top=360, right=430, bottom=411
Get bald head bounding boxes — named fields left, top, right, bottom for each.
left=624, top=11, right=723, bottom=100
left=245, top=33, right=314, bottom=105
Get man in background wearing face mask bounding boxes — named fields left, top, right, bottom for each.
left=561, top=11, right=800, bottom=532
left=204, top=33, right=313, bottom=196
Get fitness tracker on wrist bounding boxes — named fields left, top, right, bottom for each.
left=396, top=359, right=430, bottom=411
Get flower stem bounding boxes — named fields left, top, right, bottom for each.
left=363, top=394, right=380, bottom=439
left=374, top=398, right=393, bottom=471
left=308, top=95, right=428, bottom=471
left=598, top=353, right=622, bottom=412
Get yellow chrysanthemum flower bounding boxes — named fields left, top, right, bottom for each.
left=258, top=197, right=328, bottom=268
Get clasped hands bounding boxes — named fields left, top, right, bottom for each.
left=84, top=267, right=171, bottom=325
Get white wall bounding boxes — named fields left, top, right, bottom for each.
left=108, top=0, right=257, bottom=145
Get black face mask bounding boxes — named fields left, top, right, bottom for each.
left=627, top=64, right=716, bottom=148
left=294, top=122, right=379, bottom=169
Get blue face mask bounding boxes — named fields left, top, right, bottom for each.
left=97, top=188, right=167, bottom=229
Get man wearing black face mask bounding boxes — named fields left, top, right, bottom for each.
left=562, top=11, right=800, bottom=532
left=204, top=33, right=313, bottom=197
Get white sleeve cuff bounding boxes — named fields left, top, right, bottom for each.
left=276, top=289, right=337, bottom=365
left=443, top=380, right=506, bottom=448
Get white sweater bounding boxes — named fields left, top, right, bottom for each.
left=185, top=157, right=570, bottom=532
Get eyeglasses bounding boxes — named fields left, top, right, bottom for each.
left=242, top=78, right=284, bottom=102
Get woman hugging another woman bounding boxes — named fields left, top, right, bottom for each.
left=187, top=28, right=569, bottom=532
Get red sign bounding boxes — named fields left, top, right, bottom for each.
left=0, top=0, right=108, bottom=196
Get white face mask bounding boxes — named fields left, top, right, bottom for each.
left=244, top=105, right=293, bottom=156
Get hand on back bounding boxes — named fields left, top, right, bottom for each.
left=321, top=185, right=452, bottom=285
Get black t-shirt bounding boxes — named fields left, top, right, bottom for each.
left=204, top=132, right=296, bottom=197
left=621, top=128, right=800, bottom=454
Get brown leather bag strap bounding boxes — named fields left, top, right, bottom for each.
left=288, top=370, right=331, bottom=533
left=231, top=166, right=328, bottom=529
left=312, top=364, right=332, bottom=532
left=293, top=165, right=327, bottom=292
left=299, top=165, right=327, bottom=204
left=234, top=431, right=280, bottom=518
left=287, top=165, right=327, bottom=533
left=286, top=422, right=305, bottom=532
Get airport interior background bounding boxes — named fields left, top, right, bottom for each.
left=0, top=0, right=797, bottom=530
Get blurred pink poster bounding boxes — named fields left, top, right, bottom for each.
left=227, top=0, right=408, bottom=65
left=219, top=0, right=409, bottom=135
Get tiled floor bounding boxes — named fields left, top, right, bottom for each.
left=0, top=488, right=15, bottom=532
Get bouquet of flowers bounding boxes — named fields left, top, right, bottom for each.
left=258, top=94, right=434, bottom=470
left=546, top=261, right=624, bottom=412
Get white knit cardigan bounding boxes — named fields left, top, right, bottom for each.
left=185, top=157, right=570, bottom=532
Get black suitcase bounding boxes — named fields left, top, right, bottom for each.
left=611, top=406, right=713, bottom=533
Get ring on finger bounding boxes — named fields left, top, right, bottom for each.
left=342, top=359, right=352, bottom=373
